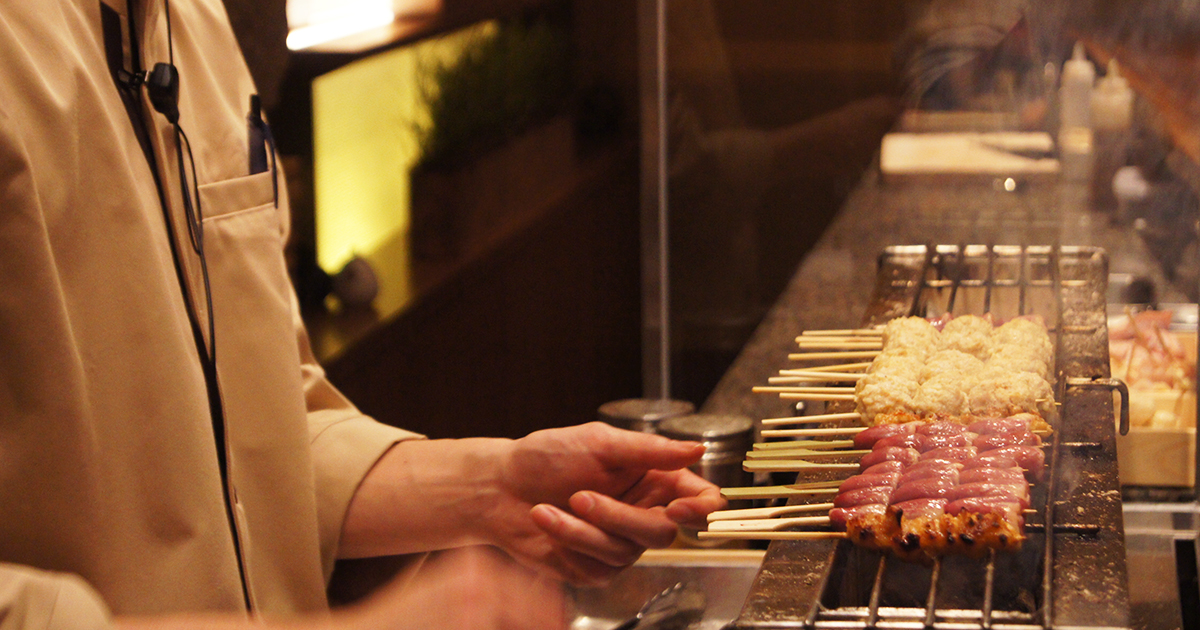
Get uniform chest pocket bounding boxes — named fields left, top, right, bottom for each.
left=198, top=171, right=309, bottom=450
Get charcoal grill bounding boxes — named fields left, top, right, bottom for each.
left=730, top=244, right=1132, bottom=630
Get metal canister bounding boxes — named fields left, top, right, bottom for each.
left=597, top=398, right=695, bottom=434
left=656, top=413, right=754, bottom=490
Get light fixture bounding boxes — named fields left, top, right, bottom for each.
left=286, top=2, right=395, bottom=51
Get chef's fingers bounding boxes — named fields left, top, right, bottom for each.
left=664, top=485, right=727, bottom=529
left=530, top=501, right=648, bottom=568
left=542, top=490, right=681, bottom=551
left=620, top=469, right=727, bottom=520
left=583, top=422, right=707, bottom=473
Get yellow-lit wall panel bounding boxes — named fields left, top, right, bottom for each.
left=312, top=21, right=494, bottom=272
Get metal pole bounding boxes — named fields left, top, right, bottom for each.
left=636, top=0, right=670, bottom=400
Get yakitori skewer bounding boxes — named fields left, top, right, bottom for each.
left=760, top=411, right=862, bottom=427
left=708, top=503, right=1037, bottom=523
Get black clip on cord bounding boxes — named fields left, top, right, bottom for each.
left=145, top=3, right=215, bottom=364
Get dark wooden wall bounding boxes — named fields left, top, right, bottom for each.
left=323, top=149, right=643, bottom=439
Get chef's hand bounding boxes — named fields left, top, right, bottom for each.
left=488, top=422, right=725, bottom=585
left=336, top=546, right=566, bottom=630
left=113, top=547, right=565, bottom=630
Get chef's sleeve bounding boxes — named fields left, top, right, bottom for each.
left=0, top=565, right=111, bottom=630
left=292, top=291, right=424, bottom=580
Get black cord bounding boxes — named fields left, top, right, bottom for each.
left=164, top=0, right=174, bottom=67
left=155, top=0, right=249, bottom=610
left=175, top=125, right=215, bottom=362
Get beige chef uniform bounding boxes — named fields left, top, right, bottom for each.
left=0, top=0, right=420, bottom=626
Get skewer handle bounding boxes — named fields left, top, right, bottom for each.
left=771, top=371, right=864, bottom=383
left=743, top=460, right=860, bottom=473
left=761, top=412, right=861, bottom=426
left=708, top=502, right=835, bottom=522
left=779, top=392, right=857, bottom=401
left=788, top=350, right=881, bottom=361
left=749, top=439, right=855, bottom=452
left=793, top=340, right=882, bottom=350
left=800, top=328, right=882, bottom=336
left=761, top=426, right=867, bottom=438
left=754, top=386, right=853, bottom=395
left=720, top=486, right=839, bottom=500
left=697, top=531, right=847, bottom=541
left=707, top=515, right=831, bottom=532
left=744, top=448, right=869, bottom=461
left=795, top=361, right=874, bottom=372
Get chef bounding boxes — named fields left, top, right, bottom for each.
left=0, top=1, right=725, bottom=628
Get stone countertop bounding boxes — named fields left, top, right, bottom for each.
left=700, top=164, right=1191, bottom=422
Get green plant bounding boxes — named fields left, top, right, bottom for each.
left=414, top=17, right=572, bottom=171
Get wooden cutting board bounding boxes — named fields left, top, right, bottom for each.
left=880, top=131, right=1060, bottom=182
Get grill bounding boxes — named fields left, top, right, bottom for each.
left=730, top=244, right=1132, bottom=630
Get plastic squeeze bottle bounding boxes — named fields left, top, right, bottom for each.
left=1090, top=59, right=1134, bottom=211
left=1058, top=42, right=1095, bottom=181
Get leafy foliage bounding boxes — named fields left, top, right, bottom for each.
left=415, top=17, right=571, bottom=170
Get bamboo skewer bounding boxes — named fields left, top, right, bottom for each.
left=753, top=386, right=852, bottom=395
left=800, top=328, right=882, bottom=337
left=788, top=350, right=881, bottom=361
left=761, top=426, right=868, bottom=439
left=779, top=392, right=857, bottom=401
left=770, top=371, right=865, bottom=383
left=795, top=362, right=873, bottom=372
left=760, top=411, right=861, bottom=426
left=743, top=460, right=860, bottom=473
left=747, top=439, right=855, bottom=453
left=707, top=502, right=836, bottom=522
left=697, top=531, right=847, bottom=541
left=743, top=448, right=869, bottom=461
left=706, top=515, right=831, bottom=533
left=720, top=485, right=841, bottom=500
left=794, top=340, right=882, bottom=350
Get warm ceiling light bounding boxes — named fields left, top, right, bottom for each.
left=286, top=6, right=395, bottom=50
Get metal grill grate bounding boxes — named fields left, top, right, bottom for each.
left=731, top=245, right=1131, bottom=630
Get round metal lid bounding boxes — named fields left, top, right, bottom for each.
left=597, top=398, right=695, bottom=427
left=657, top=413, right=753, bottom=443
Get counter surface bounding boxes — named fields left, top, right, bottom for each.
left=701, top=168, right=1190, bottom=423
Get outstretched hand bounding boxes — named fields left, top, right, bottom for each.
left=487, top=422, right=725, bottom=585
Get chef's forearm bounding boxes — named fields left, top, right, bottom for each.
left=337, top=438, right=512, bottom=558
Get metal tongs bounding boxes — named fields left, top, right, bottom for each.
left=610, top=582, right=707, bottom=630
